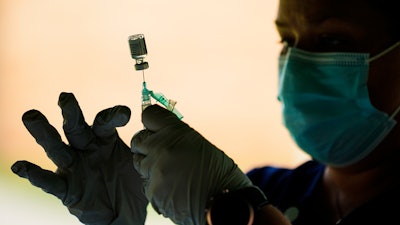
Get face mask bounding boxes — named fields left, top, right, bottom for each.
left=278, top=41, right=400, bottom=167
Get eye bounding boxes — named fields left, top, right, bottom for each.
left=320, top=35, right=343, bottom=46
left=317, top=34, right=352, bottom=52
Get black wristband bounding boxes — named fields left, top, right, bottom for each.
left=206, top=186, right=269, bottom=225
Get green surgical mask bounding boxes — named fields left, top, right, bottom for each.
left=278, top=41, right=400, bottom=167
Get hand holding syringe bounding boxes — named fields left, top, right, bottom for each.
left=128, top=34, right=183, bottom=119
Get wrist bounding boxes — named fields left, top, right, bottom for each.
left=253, top=204, right=291, bottom=225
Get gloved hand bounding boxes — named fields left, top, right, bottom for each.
left=131, top=105, right=254, bottom=225
left=11, top=92, right=148, bottom=225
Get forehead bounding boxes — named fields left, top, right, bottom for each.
left=274, top=0, right=400, bottom=54
left=276, top=0, right=381, bottom=27
left=275, top=0, right=395, bottom=48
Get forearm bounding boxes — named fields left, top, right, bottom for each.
left=254, top=204, right=291, bottom=225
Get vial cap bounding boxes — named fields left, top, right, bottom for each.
left=135, top=62, right=149, bottom=71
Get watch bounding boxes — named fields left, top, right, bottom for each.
left=206, top=186, right=269, bottom=225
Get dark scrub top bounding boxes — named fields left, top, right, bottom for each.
left=247, top=160, right=400, bottom=225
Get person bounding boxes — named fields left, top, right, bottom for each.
left=11, top=0, right=400, bottom=224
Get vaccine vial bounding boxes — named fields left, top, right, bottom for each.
left=128, top=34, right=149, bottom=71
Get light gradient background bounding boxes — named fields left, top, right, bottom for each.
left=0, top=0, right=310, bottom=224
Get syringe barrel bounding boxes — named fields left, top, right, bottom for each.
left=150, top=92, right=184, bottom=119
left=142, top=82, right=152, bottom=110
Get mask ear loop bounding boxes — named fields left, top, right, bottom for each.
left=368, top=41, right=400, bottom=121
left=369, top=41, right=400, bottom=62
left=389, top=104, right=400, bottom=120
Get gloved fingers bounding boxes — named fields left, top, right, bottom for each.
left=131, top=129, right=155, bottom=178
left=142, top=104, right=182, bottom=132
left=130, top=129, right=154, bottom=156
left=132, top=153, right=149, bottom=178
left=58, top=92, right=93, bottom=149
left=92, top=105, right=131, bottom=138
left=22, top=110, right=74, bottom=168
left=11, top=160, right=67, bottom=200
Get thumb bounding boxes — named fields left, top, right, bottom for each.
left=142, top=104, right=181, bottom=132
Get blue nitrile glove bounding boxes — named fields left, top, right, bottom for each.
left=11, top=92, right=148, bottom=225
left=131, top=105, right=254, bottom=225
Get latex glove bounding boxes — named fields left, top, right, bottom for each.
left=11, top=92, right=148, bottom=225
left=131, top=105, right=253, bottom=225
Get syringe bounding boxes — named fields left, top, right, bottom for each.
left=128, top=34, right=183, bottom=119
